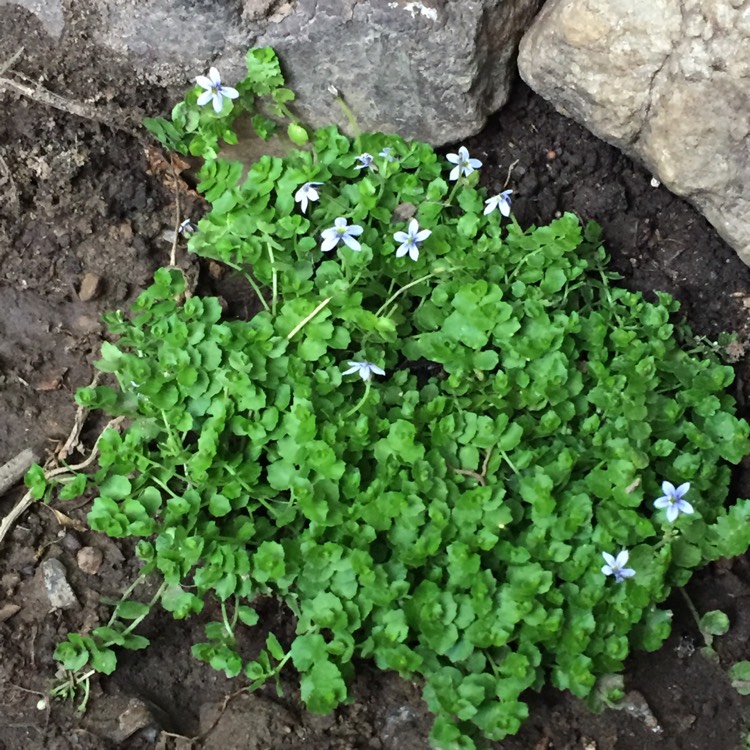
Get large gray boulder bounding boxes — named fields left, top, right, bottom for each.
left=3, top=0, right=541, bottom=146
left=518, top=0, right=750, bottom=264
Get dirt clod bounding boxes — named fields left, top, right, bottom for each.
left=78, top=272, right=104, bottom=302
left=76, top=546, right=104, bottom=575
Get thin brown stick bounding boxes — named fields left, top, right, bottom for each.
left=56, top=371, right=103, bottom=462
left=0, top=416, right=124, bottom=547
left=0, top=448, right=40, bottom=497
left=0, top=47, right=24, bottom=78
left=449, top=446, right=495, bottom=487
left=0, top=75, right=142, bottom=140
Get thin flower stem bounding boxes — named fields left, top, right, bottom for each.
left=499, top=450, right=520, bottom=477
left=678, top=586, right=713, bottom=649
left=334, top=94, right=361, bottom=140
left=344, top=381, right=371, bottom=418
left=375, top=273, right=436, bottom=317
left=267, top=242, right=278, bottom=316
left=220, top=258, right=271, bottom=313
left=287, top=297, right=332, bottom=340
left=444, top=177, right=463, bottom=207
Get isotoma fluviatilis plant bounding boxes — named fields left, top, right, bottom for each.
left=27, top=48, right=750, bottom=750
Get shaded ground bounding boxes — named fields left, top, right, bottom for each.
left=2, top=21, right=750, bottom=750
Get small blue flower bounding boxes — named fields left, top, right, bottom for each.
left=342, top=360, right=385, bottom=381
left=484, top=190, right=513, bottom=217
left=355, top=153, right=376, bottom=171
left=294, top=182, right=323, bottom=214
left=393, top=219, right=431, bottom=262
left=195, top=67, right=239, bottom=114
left=446, top=146, right=482, bottom=181
left=379, top=147, right=396, bottom=162
left=601, top=550, right=635, bottom=583
left=654, top=481, right=693, bottom=523
left=321, top=217, right=364, bottom=253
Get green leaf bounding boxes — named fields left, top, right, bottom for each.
left=729, top=661, right=750, bottom=695
left=300, top=660, right=347, bottom=714
left=699, top=609, right=729, bottom=637
left=24, top=464, right=47, bottom=500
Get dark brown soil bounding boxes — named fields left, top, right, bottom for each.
left=2, top=20, right=750, bottom=750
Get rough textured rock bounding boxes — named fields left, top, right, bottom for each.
left=518, top=0, right=750, bottom=264
left=6, top=0, right=541, bottom=146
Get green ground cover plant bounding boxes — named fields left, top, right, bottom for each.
left=34, top=48, right=750, bottom=748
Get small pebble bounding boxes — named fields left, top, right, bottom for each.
left=41, top=558, right=78, bottom=610
left=78, top=272, right=103, bottom=302
left=546, top=149, right=557, bottom=160
left=650, top=176, right=661, bottom=188
left=77, top=546, right=104, bottom=575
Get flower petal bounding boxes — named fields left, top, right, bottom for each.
left=321, top=236, right=339, bottom=252
left=334, top=217, right=348, bottom=228
left=619, top=568, right=636, bottom=579
left=212, top=95, right=223, bottom=113
left=468, top=157, right=483, bottom=169
left=395, top=244, right=408, bottom=258
left=446, top=153, right=460, bottom=164
left=342, top=235, right=362, bottom=251
left=415, top=228, right=432, bottom=242
left=666, top=504, right=679, bottom=523
left=601, top=564, right=613, bottom=576
left=408, top=245, right=419, bottom=261
left=678, top=499, right=694, bottom=515
left=675, top=482, right=690, bottom=498
left=370, top=364, right=386, bottom=376
left=196, top=90, right=214, bottom=106
left=654, top=497, right=670, bottom=509
left=601, top=552, right=616, bottom=567
left=342, top=365, right=360, bottom=375
left=195, top=76, right=213, bottom=90
left=457, top=146, right=469, bottom=160
left=393, top=231, right=409, bottom=243
left=614, top=550, right=629, bottom=567
left=661, top=480, right=676, bottom=496
left=222, top=86, right=239, bottom=99
left=347, top=224, right=364, bottom=236
left=208, top=67, right=222, bottom=84
left=449, top=165, right=461, bottom=181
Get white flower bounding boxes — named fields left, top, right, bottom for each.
left=654, top=481, right=693, bottom=523
left=196, top=67, right=239, bottom=114
left=601, top=550, right=636, bottom=583
left=379, top=147, right=396, bottom=162
left=320, top=217, right=364, bottom=252
left=294, top=182, right=323, bottom=214
left=393, top=219, right=431, bottom=262
left=342, top=360, right=386, bottom=381
left=484, top=190, right=513, bottom=217
left=355, top=153, right=376, bottom=171
left=446, top=146, right=482, bottom=181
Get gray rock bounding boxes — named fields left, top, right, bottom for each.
left=518, top=0, right=750, bottom=264
left=56, top=0, right=539, bottom=145
left=41, top=558, right=78, bottom=610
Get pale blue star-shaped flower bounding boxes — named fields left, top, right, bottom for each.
left=484, top=189, right=513, bottom=217
left=446, top=146, right=482, bottom=181
left=196, top=67, right=239, bottom=114
left=654, top=481, right=693, bottom=522
left=601, top=550, right=635, bottom=583
left=355, top=153, right=376, bottom=170
left=393, top=219, right=431, bottom=262
left=294, top=182, right=323, bottom=214
left=342, top=361, right=385, bottom=381
left=321, top=217, right=364, bottom=252
left=379, top=147, right=396, bottom=162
